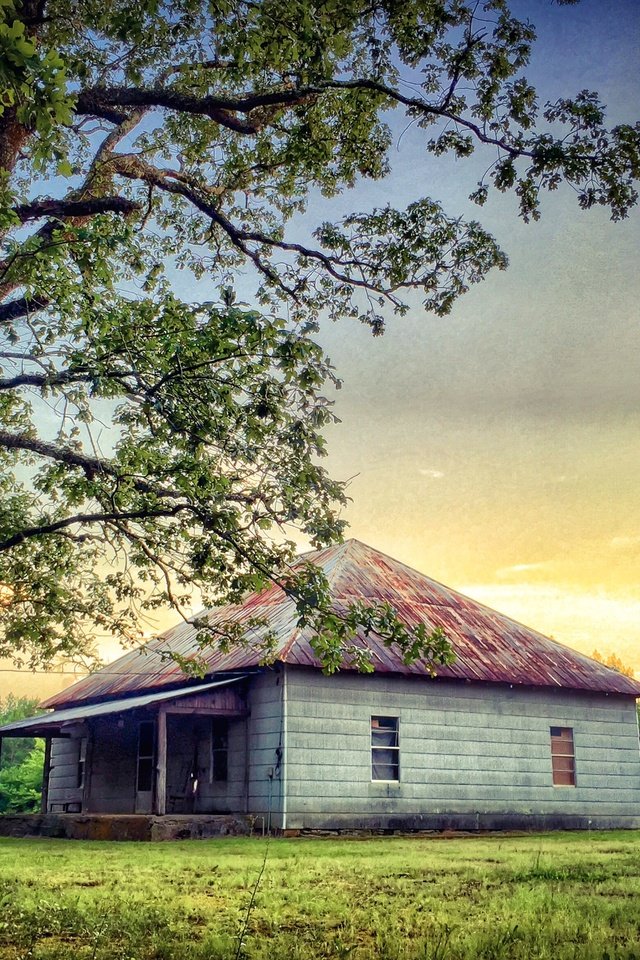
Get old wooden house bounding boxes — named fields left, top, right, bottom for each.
left=2, top=539, right=639, bottom=836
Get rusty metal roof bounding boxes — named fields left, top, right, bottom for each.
left=43, top=539, right=640, bottom=708
left=0, top=678, right=245, bottom=737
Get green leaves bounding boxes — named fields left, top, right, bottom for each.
left=0, top=695, right=45, bottom=816
left=0, top=9, right=72, bottom=171
left=0, top=740, right=45, bottom=813
left=314, top=199, right=508, bottom=328
left=284, top=563, right=456, bottom=675
left=0, top=0, right=637, bottom=673
left=0, top=287, right=352, bottom=667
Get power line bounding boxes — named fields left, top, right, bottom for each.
left=0, top=664, right=255, bottom=677
left=1, top=667, right=89, bottom=675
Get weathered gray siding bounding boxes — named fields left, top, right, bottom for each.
left=86, top=715, right=138, bottom=813
left=47, top=708, right=251, bottom=815
left=283, top=668, right=640, bottom=830
left=47, top=735, right=84, bottom=812
left=167, top=714, right=246, bottom=814
left=45, top=667, right=639, bottom=830
left=246, top=670, right=284, bottom=827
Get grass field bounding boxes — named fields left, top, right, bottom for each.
left=1, top=832, right=639, bottom=959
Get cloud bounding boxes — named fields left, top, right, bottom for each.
left=418, top=468, right=444, bottom=479
left=610, top=535, right=640, bottom=551
left=542, top=474, right=578, bottom=486
left=495, top=562, right=550, bottom=579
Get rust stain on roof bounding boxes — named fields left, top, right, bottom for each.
left=43, top=539, right=640, bottom=708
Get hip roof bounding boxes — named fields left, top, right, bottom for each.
left=42, top=539, right=640, bottom=708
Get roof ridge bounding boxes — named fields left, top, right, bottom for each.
left=323, top=538, right=359, bottom=587
left=321, top=542, right=591, bottom=651
left=291, top=538, right=361, bottom=589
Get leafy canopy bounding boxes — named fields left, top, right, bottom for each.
left=0, top=694, right=43, bottom=766
left=0, top=0, right=638, bottom=671
left=0, top=739, right=44, bottom=813
left=590, top=650, right=636, bottom=681
left=0, top=696, right=44, bottom=813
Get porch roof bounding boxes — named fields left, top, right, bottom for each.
left=0, top=677, right=246, bottom=737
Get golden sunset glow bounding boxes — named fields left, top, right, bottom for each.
left=318, top=203, right=640, bottom=676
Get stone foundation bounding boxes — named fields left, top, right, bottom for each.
left=3, top=811, right=637, bottom=841
left=0, top=813, right=252, bottom=841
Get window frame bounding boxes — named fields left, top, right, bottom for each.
left=371, top=715, right=400, bottom=783
left=550, top=726, right=576, bottom=787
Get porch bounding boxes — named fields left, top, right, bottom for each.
left=0, top=677, right=251, bottom=819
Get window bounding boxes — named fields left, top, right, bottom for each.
left=137, top=721, right=155, bottom=792
left=550, top=726, right=576, bottom=786
left=210, top=718, right=228, bottom=782
left=371, top=716, right=399, bottom=781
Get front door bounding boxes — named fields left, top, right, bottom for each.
left=135, top=720, right=155, bottom=813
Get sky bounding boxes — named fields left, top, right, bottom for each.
left=2, top=0, right=639, bottom=699
left=310, top=0, right=640, bottom=672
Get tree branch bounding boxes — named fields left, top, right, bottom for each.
left=14, top=195, right=141, bottom=224
left=110, top=154, right=292, bottom=292
left=75, top=86, right=267, bottom=134
left=0, top=428, right=183, bottom=499
left=0, top=505, right=189, bottom=551
left=0, top=429, right=255, bottom=507
left=73, top=78, right=531, bottom=158
left=0, top=365, right=141, bottom=391
left=0, top=295, right=50, bottom=326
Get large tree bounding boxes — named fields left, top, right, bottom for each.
left=0, top=0, right=638, bottom=671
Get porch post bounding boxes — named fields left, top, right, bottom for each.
left=244, top=720, right=250, bottom=814
left=155, top=708, right=167, bottom=815
left=82, top=727, right=93, bottom=813
left=41, top=737, right=52, bottom=813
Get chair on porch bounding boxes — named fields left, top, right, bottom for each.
left=167, top=757, right=200, bottom=813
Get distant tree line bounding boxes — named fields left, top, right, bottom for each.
left=0, top=696, right=44, bottom=813
left=591, top=651, right=639, bottom=727
left=590, top=650, right=636, bottom=680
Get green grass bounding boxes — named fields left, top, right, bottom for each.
left=1, top=832, right=639, bottom=959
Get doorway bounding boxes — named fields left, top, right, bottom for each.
left=134, top=720, right=155, bottom=813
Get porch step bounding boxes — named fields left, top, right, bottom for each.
left=0, top=813, right=252, bottom=841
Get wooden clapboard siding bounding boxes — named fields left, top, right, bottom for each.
left=159, top=686, right=246, bottom=715
left=281, top=667, right=640, bottom=829
left=85, top=716, right=139, bottom=813
left=246, top=671, right=284, bottom=826
left=47, top=737, right=83, bottom=811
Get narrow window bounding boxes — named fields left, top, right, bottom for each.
left=210, top=718, right=228, bottom=782
left=550, top=726, right=576, bottom=786
left=137, top=721, right=155, bottom=792
left=371, top=716, right=399, bottom=781
left=76, top=738, right=87, bottom=790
